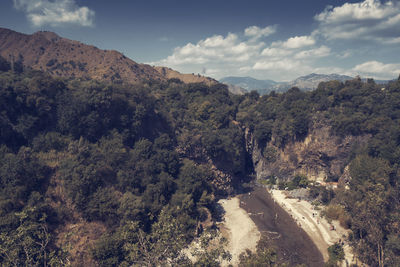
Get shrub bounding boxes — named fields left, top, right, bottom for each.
left=326, top=243, right=344, bottom=266
left=323, top=204, right=350, bottom=228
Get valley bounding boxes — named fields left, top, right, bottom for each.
left=1, top=25, right=400, bottom=267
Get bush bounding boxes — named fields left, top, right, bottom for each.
left=91, top=233, right=125, bottom=266
left=46, top=58, right=57, bottom=67
left=338, top=213, right=351, bottom=229
left=326, top=243, right=344, bottom=266
left=254, top=120, right=273, bottom=146
left=32, top=132, right=69, bottom=152
left=323, top=204, right=343, bottom=220
left=262, top=146, right=277, bottom=162
left=323, top=204, right=350, bottom=228
left=0, top=55, right=11, bottom=71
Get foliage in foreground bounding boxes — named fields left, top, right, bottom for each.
left=1, top=58, right=400, bottom=265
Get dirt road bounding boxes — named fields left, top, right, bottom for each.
left=239, top=186, right=324, bottom=267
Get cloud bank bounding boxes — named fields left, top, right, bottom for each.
left=244, top=25, right=277, bottom=40
left=314, top=0, right=400, bottom=43
left=153, top=26, right=329, bottom=81
left=13, top=0, right=95, bottom=27
left=353, top=61, right=400, bottom=78
left=154, top=0, right=400, bottom=81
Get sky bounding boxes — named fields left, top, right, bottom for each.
left=1, top=0, right=400, bottom=81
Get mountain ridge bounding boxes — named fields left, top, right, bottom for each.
left=278, top=73, right=354, bottom=91
left=220, top=76, right=278, bottom=90
left=220, top=73, right=392, bottom=95
left=0, top=27, right=217, bottom=86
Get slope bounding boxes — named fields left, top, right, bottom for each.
left=0, top=28, right=217, bottom=85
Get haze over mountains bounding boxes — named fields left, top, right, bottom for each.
left=1, top=27, right=393, bottom=97
left=220, top=76, right=279, bottom=92
left=0, top=28, right=217, bottom=86
left=221, top=73, right=391, bottom=95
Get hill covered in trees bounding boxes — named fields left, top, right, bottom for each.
left=0, top=56, right=247, bottom=266
left=237, top=77, right=400, bottom=266
left=1, top=50, right=400, bottom=266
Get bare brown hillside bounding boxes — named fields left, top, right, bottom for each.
left=0, top=28, right=217, bottom=85
left=154, top=66, right=217, bottom=86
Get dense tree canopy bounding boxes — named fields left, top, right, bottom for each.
left=1, top=60, right=400, bottom=266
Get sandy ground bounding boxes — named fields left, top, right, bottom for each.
left=218, top=197, right=260, bottom=266
left=270, top=189, right=358, bottom=266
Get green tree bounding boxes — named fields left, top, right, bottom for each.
left=238, top=236, right=280, bottom=266
left=326, top=243, right=344, bottom=266
left=192, top=229, right=231, bottom=267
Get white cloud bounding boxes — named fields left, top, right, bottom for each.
left=352, top=61, right=400, bottom=79
left=261, top=47, right=293, bottom=57
left=385, top=37, right=400, bottom=44
left=252, top=58, right=313, bottom=81
left=198, top=33, right=238, bottom=49
left=152, top=1, right=400, bottom=81
left=13, top=0, right=95, bottom=27
left=294, top=46, right=331, bottom=59
left=154, top=31, right=264, bottom=69
left=314, top=66, right=346, bottom=75
left=244, top=25, right=276, bottom=40
left=152, top=25, right=335, bottom=81
left=253, top=59, right=304, bottom=71
left=338, top=50, right=352, bottom=59
left=315, top=0, right=395, bottom=22
left=315, top=0, right=400, bottom=43
left=275, top=35, right=316, bottom=49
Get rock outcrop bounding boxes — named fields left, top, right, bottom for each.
left=246, top=117, right=370, bottom=183
left=176, top=136, right=234, bottom=195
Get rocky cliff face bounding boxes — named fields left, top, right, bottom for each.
left=246, top=118, right=370, bottom=183
left=176, top=136, right=234, bottom=195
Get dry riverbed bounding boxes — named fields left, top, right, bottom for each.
left=218, top=197, right=260, bottom=266
left=206, top=187, right=360, bottom=266
left=270, top=189, right=359, bottom=266
left=239, top=187, right=324, bottom=266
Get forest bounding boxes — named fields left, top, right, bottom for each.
left=0, top=54, right=400, bottom=266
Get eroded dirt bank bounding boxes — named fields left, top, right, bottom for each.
left=239, top=186, right=324, bottom=267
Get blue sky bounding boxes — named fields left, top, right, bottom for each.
left=1, top=0, right=400, bottom=81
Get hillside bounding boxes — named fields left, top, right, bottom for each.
left=270, top=73, right=354, bottom=92
left=1, top=61, right=400, bottom=266
left=271, top=73, right=390, bottom=92
left=238, top=78, right=400, bottom=266
left=0, top=28, right=217, bottom=85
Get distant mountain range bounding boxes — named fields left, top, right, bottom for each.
left=283, top=73, right=353, bottom=90
left=220, top=76, right=279, bottom=92
left=0, top=28, right=217, bottom=86
left=220, top=73, right=391, bottom=95
left=1, top=27, right=393, bottom=95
